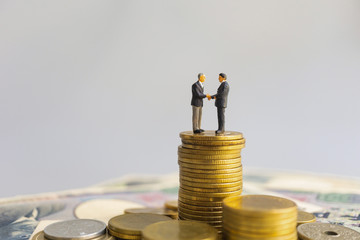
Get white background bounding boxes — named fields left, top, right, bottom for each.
left=0, top=0, right=359, bottom=198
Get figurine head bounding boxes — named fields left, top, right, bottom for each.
left=219, top=73, right=227, bottom=82
left=198, top=73, right=206, bottom=83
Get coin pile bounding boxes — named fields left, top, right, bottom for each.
left=223, top=195, right=298, bottom=240
left=178, top=131, right=245, bottom=234
left=142, top=220, right=219, bottom=240
left=108, top=213, right=171, bottom=240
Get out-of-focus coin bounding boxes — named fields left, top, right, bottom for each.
left=181, top=139, right=245, bottom=146
left=178, top=152, right=241, bottom=160
left=32, top=231, right=116, bottom=240
left=182, top=143, right=244, bottom=150
left=180, top=170, right=242, bottom=179
left=142, top=220, right=218, bottom=240
left=297, top=211, right=316, bottom=225
left=180, top=175, right=242, bottom=183
left=224, top=230, right=298, bottom=240
left=180, top=131, right=243, bottom=141
left=108, top=213, right=172, bottom=236
left=178, top=200, right=223, bottom=211
left=180, top=183, right=241, bottom=193
left=164, top=200, right=178, bottom=211
left=43, top=219, right=106, bottom=240
left=124, top=208, right=177, bottom=219
left=181, top=179, right=242, bottom=188
left=297, top=222, right=360, bottom=240
left=178, top=146, right=240, bottom=155
left=180, top=166, right=242, bottom=174
left=223, top=195, right=297, bottom=217
left=178, top=161, right=242, bottom=169
left=178, top=157, right=242, bottom=165
left=180, top=188, right=242, bottom=197
left=107, top=229, right=141, bottom=240
left=178, top=196, right=224, bottom=207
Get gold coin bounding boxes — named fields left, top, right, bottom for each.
left=181, top=138, right=245, bottom=146
left=178, top=196, right=224, bottom=207
left=178, top=157, right=242, bottom=165
left=181, top=179, right=242, bottom=189
left=297, top=222, right=360, bottom=240
left=142, top=220, right=218, bottom=240
left=178, top=200, right=223, bottom=211
left=182, top=143, right=245, bottom=150
left=180, top=175, right=242, bottom=183
left=223, top=208, right=297, bottom=222
left=178, top=160, right=242, bottom=169
left=32, top=231, right=116, bottom=240
left=179, top=206, right=223, bottom=216
left=223, top=195, right=298, bottom=217
left=180, top=166, right=242, bottom=174
left=297, top=211, right=316, bottom=225
left=178, top=146, right=240, bottom=155
left=179, top=191, right=241, bottom=202
left=180, top=183, right=242, bottom=193
left=124, top=207, right=177, bottom=219
left=178, top=211, right=223, bottom=221
left=223, top=221, right=297, bottom=234
left=180, top=188, right=242, bottom=197
left=164, top=200, right=178, bottom=211
left=108, top=229, right=141, bottom=240
left=180, top=130, right=243, bottom=141
left=180, top=170, right=242, bottom=179
left=224, top=229, right=298, bottom=240
left=178, top=152, right=241, bottom=160
left=178, top=216, right=223, bottom=226
left=108, top=213, right=172, bottom=236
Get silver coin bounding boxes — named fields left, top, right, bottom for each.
left=298, top=222, right=360, bottom=240
left=44, top=219, right=107, bottom=240
left=32, top=231, right=115, bottom=240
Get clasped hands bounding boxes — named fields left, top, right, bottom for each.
left=206, top=94, right=215, bottom=100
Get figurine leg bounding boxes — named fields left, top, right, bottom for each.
left=198, top=107, right=204, bottom=132
left=216, top=107, right=225, bottom=134
left=192, top=106, right=201, bottom=133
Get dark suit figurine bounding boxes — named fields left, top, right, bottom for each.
left=211, top=73, right=230, bottom=134
left=191, top=73, right=210, bottom=134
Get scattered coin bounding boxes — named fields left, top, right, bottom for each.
left=297, top=222, right=360, bottom=240
left=108, top=213, right=172, bottom=239
left=164, top=200, right=178, bottom=211
left=43, top=219, right=107, bottom=240
left=142, top=220, right=218, bottom=240
left=32, top=231, right=116, bottom=240
left=297, top=211, right=316, bottom=226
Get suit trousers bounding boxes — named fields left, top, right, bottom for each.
left=217, top=107, right=225, bottom=131
left=192, top=106, right=202, bottom=131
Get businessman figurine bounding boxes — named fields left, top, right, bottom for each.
left=191, top=73, right=211, bottom=134
left=209, top=73, right=230, bottom=134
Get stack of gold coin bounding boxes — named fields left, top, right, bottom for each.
left=223, top=195, right=298, bottom=240
left=178, top=131, right=245, bottom=234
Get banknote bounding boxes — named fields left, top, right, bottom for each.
left=0, top=168, right=358, bottom=240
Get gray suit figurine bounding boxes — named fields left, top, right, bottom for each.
left=191, top=73, right=210, bottom=134
left=211, top=73, right=230, bottom=134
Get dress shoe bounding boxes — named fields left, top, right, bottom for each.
left=215, top=130, right=224, bottom=134
left=199, top=129, right=205, bottom=132
left=194, top=129, right=202, bottom=134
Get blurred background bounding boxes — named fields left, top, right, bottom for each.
left=0, top=0, right=359, bottom=198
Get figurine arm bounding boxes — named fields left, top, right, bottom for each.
left=193, top=86, right=206, bottom=99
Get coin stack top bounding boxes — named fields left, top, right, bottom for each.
left=178, top=130, right=245, bottom=235
left=223, top=195, right=298, bottom=240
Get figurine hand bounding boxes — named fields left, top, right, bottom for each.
left=213, top=96, right=216, bottom=100
left=206, top=94, right=211, bottom=100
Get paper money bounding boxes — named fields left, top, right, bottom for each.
left=0, top=169, right=358, bottom=240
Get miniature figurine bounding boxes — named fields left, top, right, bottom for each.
left=208, top=73, right=229, bottom=134
left=191, top=73, right=211, bottom=134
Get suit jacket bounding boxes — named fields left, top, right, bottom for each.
left=191, top=81, right=206, bottom=107
left=212, top=81, right=229, bottom=108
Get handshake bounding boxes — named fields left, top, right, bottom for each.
left=206, top=94, right=215, bottom=101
